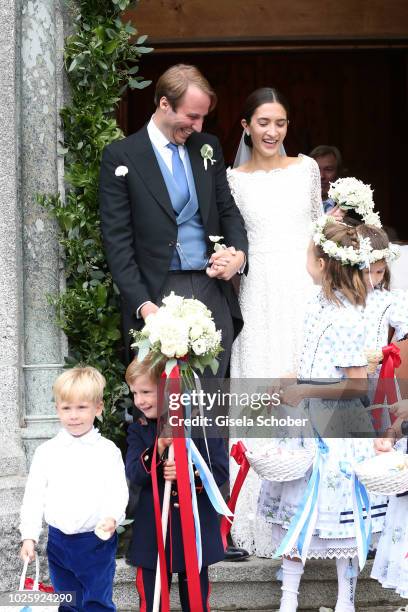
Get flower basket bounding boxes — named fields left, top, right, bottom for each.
left=245, top=444, right=315, bottom=482
left=355, top=451, right=408, bottom=495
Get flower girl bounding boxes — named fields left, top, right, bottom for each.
left=260, top=218, right=384, bottom=612
left=370, top=399, right=408, bottom=599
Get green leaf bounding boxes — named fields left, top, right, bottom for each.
left=135, top=46, right=154, bottom=54
left=136, top=34, right=148, bottom=44
left=129, top=79, right=152, bottom=90
left=127, top=65, right=139, bottom=75
left=165, top=359, right=177, bottom=376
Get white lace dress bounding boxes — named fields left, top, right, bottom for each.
left=227, top=154, right=323, bottom=556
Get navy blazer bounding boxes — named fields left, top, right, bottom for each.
left=99, top=128, right=248, bottom=359
left=126, top=420, right=228, bottom=572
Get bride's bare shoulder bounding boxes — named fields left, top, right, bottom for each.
left=233, top=162, right=252, bottom=174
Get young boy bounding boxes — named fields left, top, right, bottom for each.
left=125, top=355, right=228, bottom=611
left=19, top=366, right=129, bottom=611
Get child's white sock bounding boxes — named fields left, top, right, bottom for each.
left=334, top=557, right=358, bottom=612
left=279, top=557, right=304, bottom=612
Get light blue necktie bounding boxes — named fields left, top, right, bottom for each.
left=167, top=142, right=190, bottom=210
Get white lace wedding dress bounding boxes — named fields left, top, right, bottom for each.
left=227, top=154, right=323, bottom=557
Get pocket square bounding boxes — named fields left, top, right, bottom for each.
left=115, top=165, right=128, bottom=177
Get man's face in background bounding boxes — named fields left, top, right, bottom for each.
left=316, top=153, right=338, bottom=199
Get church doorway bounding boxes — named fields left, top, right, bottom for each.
left=120, top=47, right=408, bottom=239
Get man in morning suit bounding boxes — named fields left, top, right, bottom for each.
left=99, top=64, right=249, bottom=560
left=99, top=64, right=248, bottom=374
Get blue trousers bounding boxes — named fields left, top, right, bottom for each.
left=47, top=526, right=117, bottom=611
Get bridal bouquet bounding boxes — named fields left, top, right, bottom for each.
left=131, top=292, right=222, bottom=377
left=328, top=177, right=381, bottom=227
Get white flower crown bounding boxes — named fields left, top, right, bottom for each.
left=328, top=177, right=382, bottom=228
left=312, top=215, right=400, bottom=268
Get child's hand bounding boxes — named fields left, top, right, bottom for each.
left=158, top=427, right=173, bottom=457
left=374, top=437, right=394, bottom=454
left=95, top=517, right=116, bottom=540
left=20, top=539, right=35, bottom=562
left=163, top=458, right=177, bottom=481
left=281, top=384, right=304, bottom=407
left=390, top=400, right=408, bottom=421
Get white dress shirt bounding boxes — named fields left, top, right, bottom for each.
left=147, top=116, right=188, bottom=172
left=19, top=427, right=129, bottom=542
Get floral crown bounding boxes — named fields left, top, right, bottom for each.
left=312, top=215, right=400, bottom=268
left=328, top=177, right=382, bottom=228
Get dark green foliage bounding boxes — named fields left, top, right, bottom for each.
left=43, top=0, right=153, bottom=443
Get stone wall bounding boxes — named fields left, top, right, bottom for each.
left=0, top=0, right=66, bottom=590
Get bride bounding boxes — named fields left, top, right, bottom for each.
left=228, top=87, right=341, bottom=556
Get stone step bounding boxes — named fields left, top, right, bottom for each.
left=113, top=557, right=403, bottom=611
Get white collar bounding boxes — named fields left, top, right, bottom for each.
left=147, top=116, right=171, bottom=150
left=57, top=426, right=101, bottom=447
left=147, top=116, right=186, bottom=155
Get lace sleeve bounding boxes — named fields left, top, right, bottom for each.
left=309, top=158, right=323, bottom=221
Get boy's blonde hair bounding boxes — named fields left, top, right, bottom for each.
left=125, top=354, right=166, bottom=387
left=53, top=366, right=106, bottom=403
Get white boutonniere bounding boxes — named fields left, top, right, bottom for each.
left=200, top=144, right=216, bottom=170
left=209, top=235, right=226, bottom=252
left=115, top=165, right=128, bottom=177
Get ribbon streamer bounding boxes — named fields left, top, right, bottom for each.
left=273, top=437, right=327, bottom=564
left=220, top=441, right=250, bottom=549
left=187, top=438, right=234, bottom=519
left=372, top=343, right=401, bottom=431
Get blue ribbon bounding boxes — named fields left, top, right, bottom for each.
left=339, top=460, right=372, bottom=570
left=187, top=439, right=233, bottom=518
left=274, top=435, right=328, bottom=563
left=186, top=438, right=202, bottom=571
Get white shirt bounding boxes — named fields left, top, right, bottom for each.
left=19, top=427, right=129, bottom=542
left=147, top=116, right=188, bottom=173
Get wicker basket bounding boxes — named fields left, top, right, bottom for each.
left=354, top=451, right=408, bottom=495
left=246, top=445, right=316, bottom=482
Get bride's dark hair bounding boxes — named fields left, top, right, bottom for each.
left=242, top=87, right=289, bottom=147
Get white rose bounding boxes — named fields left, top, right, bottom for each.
left=190, top=324, right=204, bottom=341
left=161, top=343, right=177, bottom=358
left=115, top=165, right=128, bottom=177
left=192, top=338, right=208, bottom=355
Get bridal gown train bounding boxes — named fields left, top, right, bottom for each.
left=227, top=154, right=323, bottom=556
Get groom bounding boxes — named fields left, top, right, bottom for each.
left=99, top=64, right=248, bottom=373
left=99, top=65, right=248, bottom=560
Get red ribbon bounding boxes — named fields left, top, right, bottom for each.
left=151, top=365, right=202, bottom=611
left=24, top=578, right=54, bottom=592
left=372, top=343, right=402, bottom=431
left=220, top=441, right=250, bottom=549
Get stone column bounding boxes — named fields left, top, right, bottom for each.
left=0, top=0, right=28, bottom=591
left=20, top=0, right=66, bottom=458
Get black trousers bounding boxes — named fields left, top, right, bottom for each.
left=135, top=566, right=210, bottom=612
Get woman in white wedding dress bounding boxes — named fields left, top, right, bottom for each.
left=228, top=87, right=337, bottom=557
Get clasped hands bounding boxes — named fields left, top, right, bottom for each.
left=206, top=246, right=245, bottom=280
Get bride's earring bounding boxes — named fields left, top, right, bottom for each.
left=245, top=130, right=250, bottom=136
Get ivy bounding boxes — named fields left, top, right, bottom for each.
left=43, top=0, right=153, bottom=444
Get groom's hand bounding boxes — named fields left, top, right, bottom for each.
left=140, top=301, right=159, bottom=320
left=207, top=246, right=245, bottom=280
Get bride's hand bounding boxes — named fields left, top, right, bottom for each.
left=207, top=247, right=245, bottom=280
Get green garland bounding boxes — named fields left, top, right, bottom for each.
left=42, top=0, right=153, bottom=444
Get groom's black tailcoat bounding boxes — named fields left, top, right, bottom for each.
left=99, top=126, right=248, bottom=361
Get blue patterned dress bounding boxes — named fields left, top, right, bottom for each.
left=258, top=289, right=386, bottom=559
